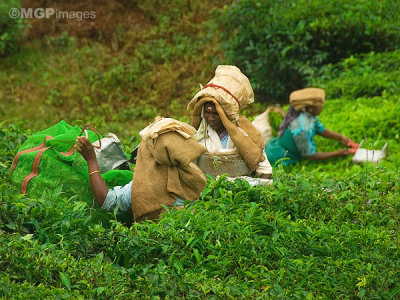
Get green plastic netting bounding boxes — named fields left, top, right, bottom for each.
left=11, top=120, right=133, bottom=202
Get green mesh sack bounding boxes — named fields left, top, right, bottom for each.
left=10, top=120, right=133, bottom=202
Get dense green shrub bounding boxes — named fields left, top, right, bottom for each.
left=0, top=122, right=30, bottom=180
left=1, top=170, right=399, bottom=298
left=1, top=104, right=399, bottom=297
left=0, top=0, right=26, bottom=56
left=310, top=50, right=400, bottom=99
left=219, top=0, right=400, bottom=102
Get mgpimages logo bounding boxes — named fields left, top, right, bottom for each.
left=9, top=7, right=96, bottom=21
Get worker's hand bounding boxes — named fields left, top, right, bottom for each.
left=340, top=135, right=356, bottom=147
left=337, top=148, right=354, bottom=156
left=75, top=136, right=97, bottom=162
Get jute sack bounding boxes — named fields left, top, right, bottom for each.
left=290, top=88, right=325, bottom=111
left=188, top=65, right=254, bottom=123
left=131, top=118, right=207, bottom=222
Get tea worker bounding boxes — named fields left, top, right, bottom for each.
left=187, top=65, right=272, bottom=180
left=265, top=88, right=356, bottom=166
left=76, top=117, right=207, bottom=222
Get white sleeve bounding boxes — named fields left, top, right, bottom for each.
left=255, top=150, right=273, bottom=176
left=101, top=181, right=132, bottom=213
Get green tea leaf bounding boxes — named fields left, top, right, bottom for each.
left=59, top=272, right=71, bottom=291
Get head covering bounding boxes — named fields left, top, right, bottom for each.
left=289, top=88, right=325, bottom=111
left=187, top=65, right=254, bottom=122
left=193, top=100, right=212, bottom=142
left=277, top=88, right=326, bottom=137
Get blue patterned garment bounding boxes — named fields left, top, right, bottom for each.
left=220, top=132, right=229, bottom=148
left=265, top=112, right=325, bottom=166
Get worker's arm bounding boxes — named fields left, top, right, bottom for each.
left=307, top=148, right=353, bottom=160
left=321, top=129, right=355, bottom=146
left=75, top=136, right=109, bottom=206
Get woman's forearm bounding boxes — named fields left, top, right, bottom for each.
left=307, top=149, right=351, bottom=160
left=321, top=129, right=354, bottom=146
left=76, top=136, right=109, bottom=207
left=321, top=129, right=343, bottom=141
left=86, top=159, right=109, bottom=206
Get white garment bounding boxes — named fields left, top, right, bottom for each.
left=197, top=124, right=272, bottom=176
left=102, top=181, right=133, bottom=213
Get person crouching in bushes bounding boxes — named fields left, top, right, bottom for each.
left=75, top=117, right=207, bottom=222
left=265, top=88, right=356, bottom=167
left=187, top=65, right=272, bottom=180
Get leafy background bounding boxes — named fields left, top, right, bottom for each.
left=1, top=0, right=399, bottom=298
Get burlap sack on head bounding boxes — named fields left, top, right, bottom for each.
left=187, top=65, right=254, bottom=123
left=289, top=88, right=326, bottom=111
left=131, top=118, right=207, bottom=222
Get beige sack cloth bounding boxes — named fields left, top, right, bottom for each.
left=252, top=106, right=286, bottom=147
left=139, top=117, right=197, bottom=143
left=187, top=65, right=254, bottom=123
left=190, top=97, right=265, bottom=171
left=131, top=118, right=207, bottom=222
left=289, top=88, right=326, bottom=111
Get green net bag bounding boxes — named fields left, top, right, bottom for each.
left=10, top=120, right=133, bottom=202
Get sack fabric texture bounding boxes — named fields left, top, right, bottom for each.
left=11, top=120, right=133, bottom=201
left=131, top=118, right=207, bottom=222
left=188, top=65, right=254, bottom=123
left=289, top=88, right=326, bottom=111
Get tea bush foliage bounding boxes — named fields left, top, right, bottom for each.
left=310, top=50, right=400, bottom=100
left=1, top=93, right=399, bottom=297
left=220, top=0, right=400, bottom=102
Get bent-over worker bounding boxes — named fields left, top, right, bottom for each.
left=265, top=88, right=356, bottom=166
left=76, top=117, right=207, bottom=222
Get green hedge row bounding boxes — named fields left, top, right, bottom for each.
left=219, top=0, right=400, bottom=102
left=311, top=50, right=400, bottom=99
left=1, top=116, right=399, bottom=298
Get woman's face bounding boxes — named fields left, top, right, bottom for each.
left=204, top=102, right=225, bottom=133
left=306, top=105, right=323, bottom=116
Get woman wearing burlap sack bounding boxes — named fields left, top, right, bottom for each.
left=76, top=117, right=207, bottom=222
left=187, top=65, right=272, bottom=180
left=265, top=88, right=356, bottom=166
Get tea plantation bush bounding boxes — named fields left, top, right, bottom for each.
left=1, top=112, right=399, bottom=298
left=219, top=0, right=400, bottom=102
left=310, top=50, right=400, bottom=100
